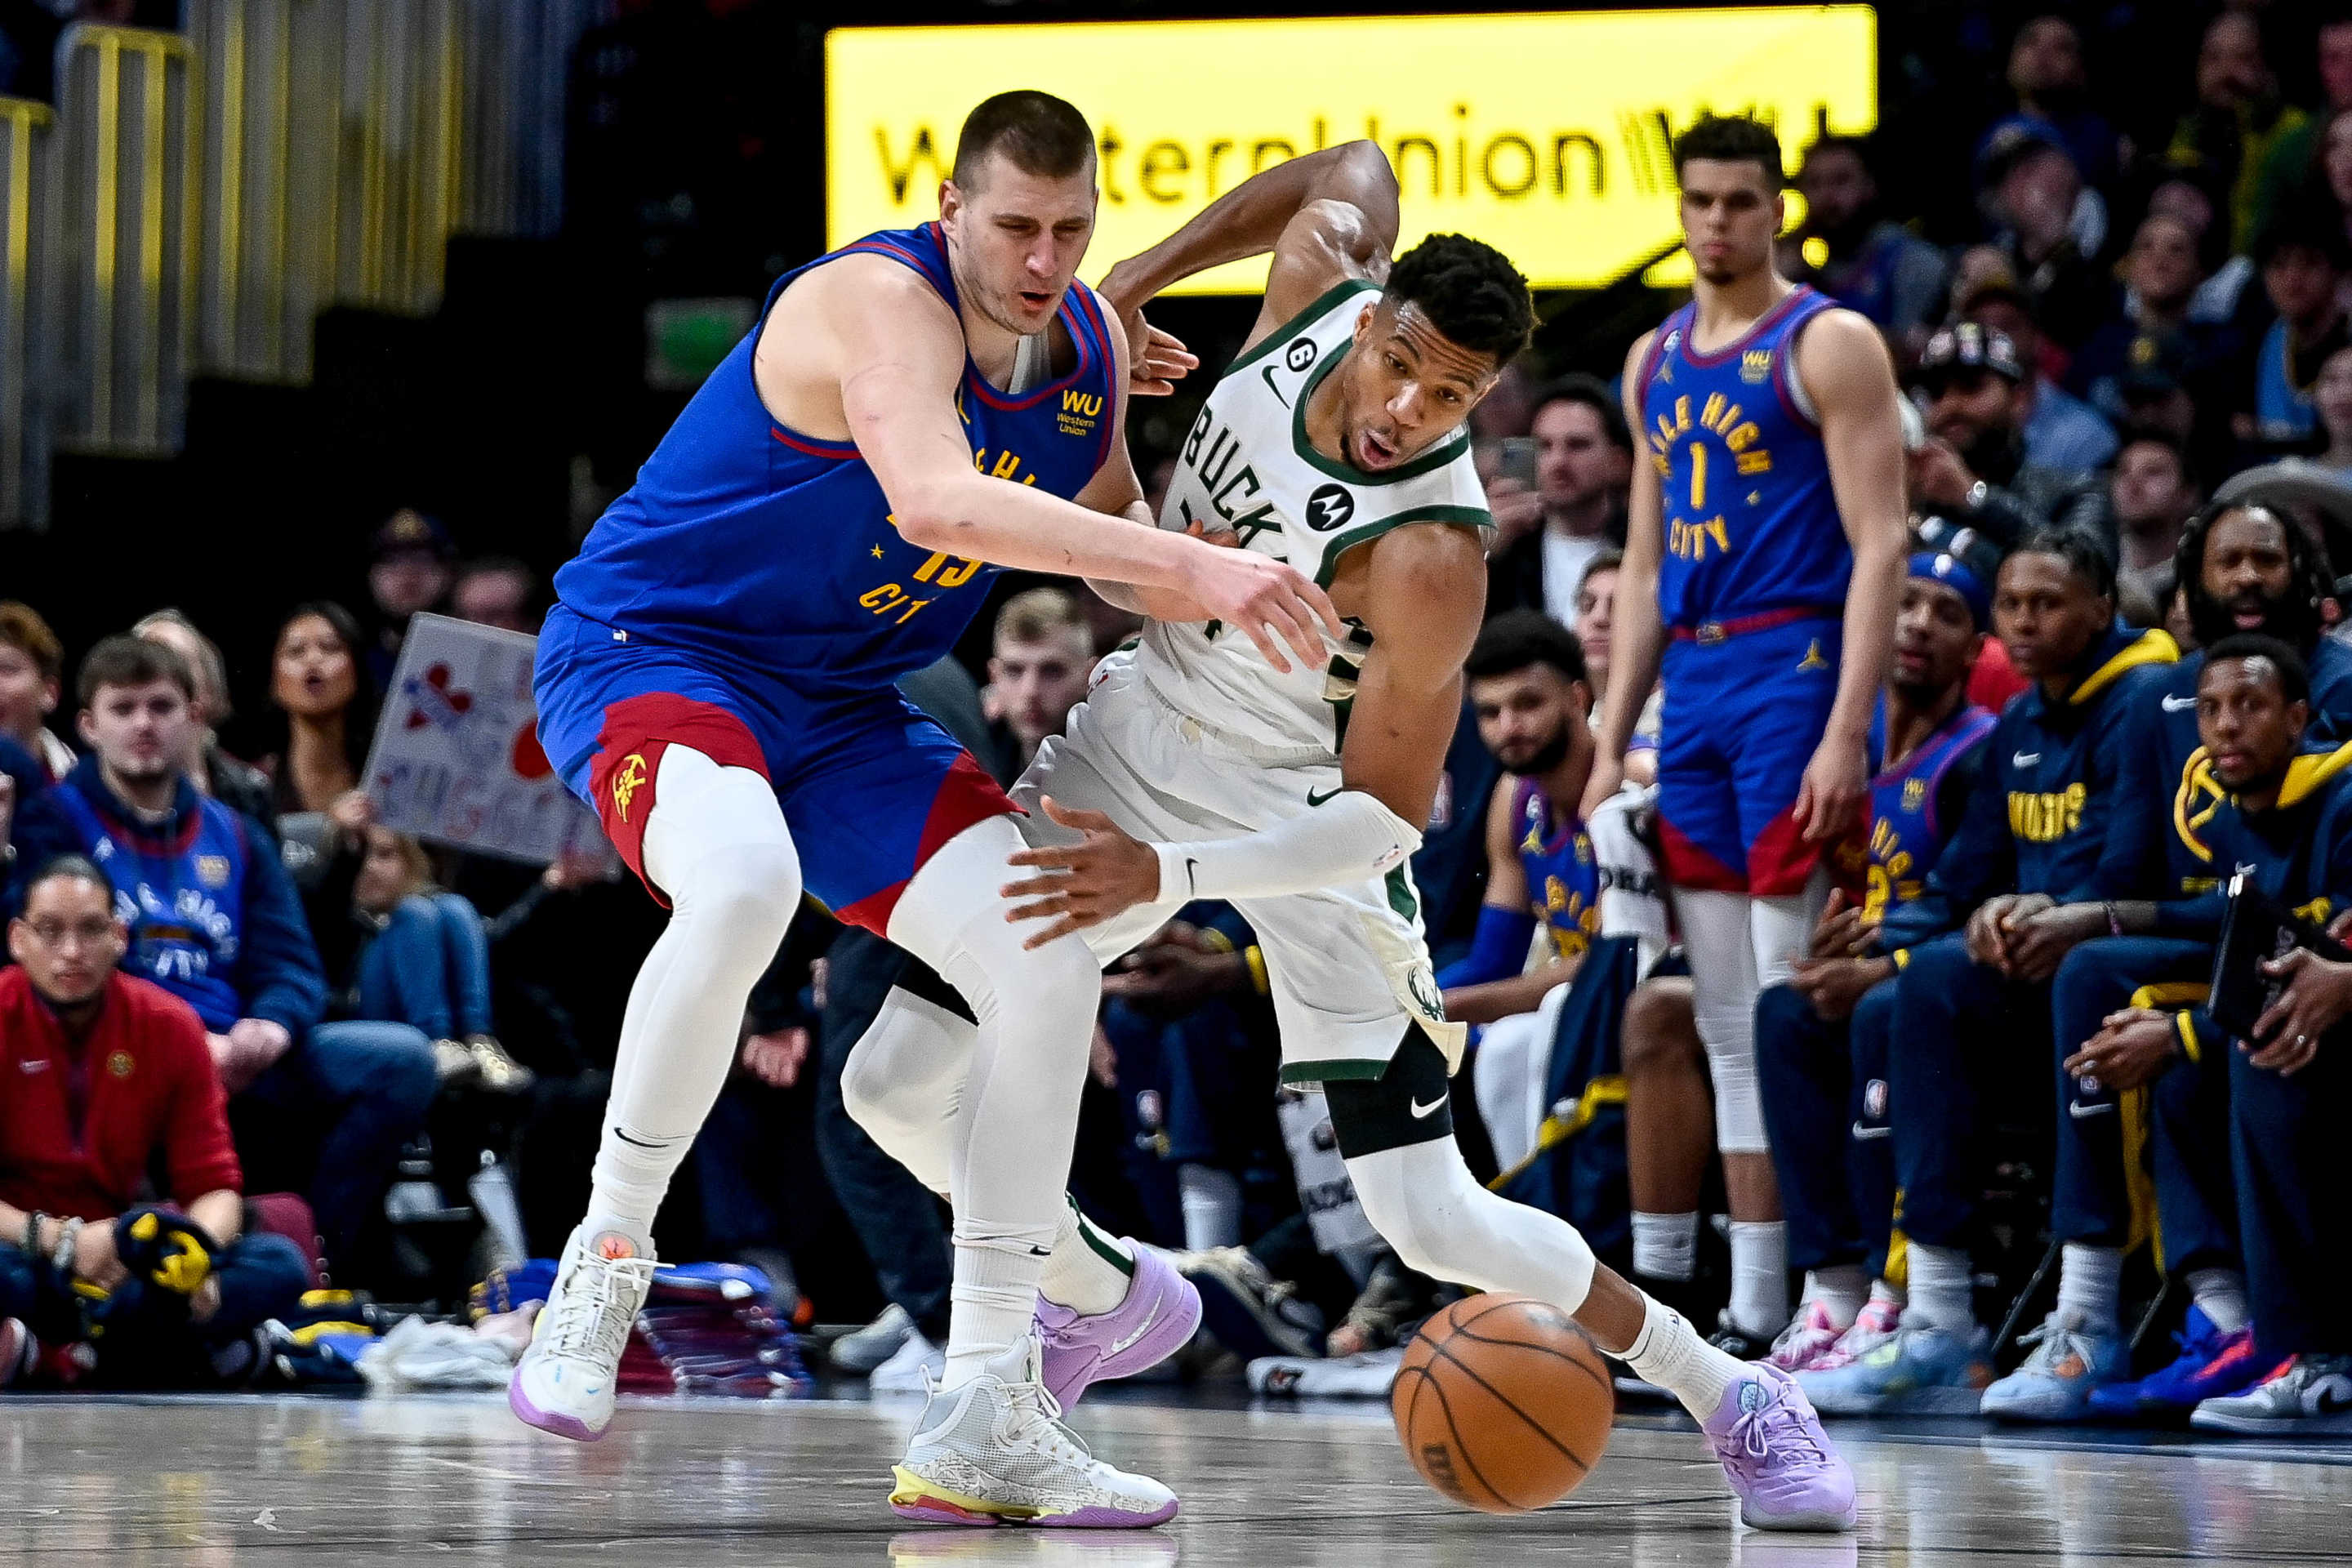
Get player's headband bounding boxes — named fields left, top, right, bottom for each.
left=1910, top=550, right=1992, bottom=631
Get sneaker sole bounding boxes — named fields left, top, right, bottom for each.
left=1742, top=1499, right=1860, bottom=1533
left=1804, top=1382, right=1988, bottom=1417
left=2190, top=1408, right=2352, bottom=1436
left=889, top=1470, right=1179, bottom=1529
left=1043, top=1252, right=1205, bottom=1409
left=507, top=1374, right=608, bottom=1442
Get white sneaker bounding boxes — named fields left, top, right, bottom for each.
left=508, top=1227, right=657, bottom=1441
left=835, top=1303, right=917, bottom=1374
left=889, top=1337, right=1178, bottom=1528
left=871, top=1328, right=947, bottom=1394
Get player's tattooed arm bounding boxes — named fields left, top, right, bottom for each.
left=1796, top=309, right=1908, bottom=844
left=1583, top=330, right=1667, bottom=823
left=1098, top=140, right=1400, bottom=363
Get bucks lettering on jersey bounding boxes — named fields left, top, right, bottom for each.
left=1134, top=278, right=1491, bottom=753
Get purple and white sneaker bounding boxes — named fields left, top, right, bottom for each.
left=1699, top=1364, right=1860, bottom=1531
left=1036, top=1243, right=1201, bottom=1410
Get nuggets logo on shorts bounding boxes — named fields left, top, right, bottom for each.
left=612, top=753, right=650, bottom=822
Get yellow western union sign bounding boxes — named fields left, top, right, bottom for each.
left=825, top=9, right=1876, bottom=294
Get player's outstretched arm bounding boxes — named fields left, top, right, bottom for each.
left=1002, top=524, right=1486, bottom=946
left=1798, top=310, right=1908, bottom=844
left=1583, top=332, right=1667, bottom=822
left=1097, top=140, right=1401, bottom=357
left=817, top=260, right=1339, bottom=672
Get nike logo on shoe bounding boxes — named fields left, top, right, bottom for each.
left=1106, top=1305, right=1161, bottom=1358
left=1410, top=1095, right=1446, bottom=1119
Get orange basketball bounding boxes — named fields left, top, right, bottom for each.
left=1390, top=1294, right=1615, bottom=1513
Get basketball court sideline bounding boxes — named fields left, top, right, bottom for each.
left=5, top=1388, right=2348, bottom=1565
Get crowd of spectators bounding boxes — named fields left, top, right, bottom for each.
left=0, top=4, right=2347, bottom=1432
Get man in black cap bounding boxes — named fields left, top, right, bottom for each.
left=1956, top=274, right=2118, bottom=479
left=1908, top=322, right=2109, bottom=550
left=366, top=508, right=456, bottom=687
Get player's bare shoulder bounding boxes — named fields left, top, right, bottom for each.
left=1789, top=305, right=1900, bottom=421
left=752, top=254, right=962, bottom=439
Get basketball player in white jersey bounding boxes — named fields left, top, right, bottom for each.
left=847, top=140, right=1858, bottom=1532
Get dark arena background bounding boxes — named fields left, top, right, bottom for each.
left=1, top=1, right=2350, bottom=1563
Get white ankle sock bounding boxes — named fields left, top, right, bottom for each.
left=1727, top=1220, right=1789, bottom=1339
left=1038, top=1200, right=1134, bottom=1317
left=2054, top=1243, right=2123, bottom=1330
left=1905, top=1244, right=1974, bottom=1335
left=2186, top=1267, right=2250, bottom=1335
left=943, top=1231, right=1049, bottom=1389
left=1178, top=1165, right=1244, bottom=1251
left=1624, top=1294, right=1744, bottom=1419
left=1631, top=1210, right=1699, bottom=1283
left=1802, top=1263, right=1869, bottom=1330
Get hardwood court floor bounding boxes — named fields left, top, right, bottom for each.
left=2, top=1387, right=2347, bottom=1565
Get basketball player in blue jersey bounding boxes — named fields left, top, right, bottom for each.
left=843, top=138, right=1858, bottom=1531
left=512, top=91, right=1338, bottom=1523
left=1585, top=115, right=1908, bottom=1355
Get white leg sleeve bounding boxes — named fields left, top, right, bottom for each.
left=1674, top=886, right=1767, bottom=1156
left=586, top=746, right=803, bottom=1247
left=887, top=815, right=1103, bottom=1382
left=1345, top=1138, right=1597, bottom=1313
left=839, top=987, right=971, bottom=1197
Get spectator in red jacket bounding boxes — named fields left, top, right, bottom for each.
left=0, top=855, right=310, bottom=1387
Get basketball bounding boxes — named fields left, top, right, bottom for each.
left=1391, top=1294, right=1615, bottom=1513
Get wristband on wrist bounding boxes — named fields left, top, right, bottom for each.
left=21, top=1211, right=42, bottom=1258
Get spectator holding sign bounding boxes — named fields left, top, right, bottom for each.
left=7, top=639, right=436, bottom=1282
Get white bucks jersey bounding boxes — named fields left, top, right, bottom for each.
left=1134, top=278, right=1491, bottom=754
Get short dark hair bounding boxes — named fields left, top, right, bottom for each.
left=2256, top=209, right=2352, bottom=272
left=1801, top=135, right=1873, bottom=179
left=1578, top=549, right=1626, bottom=598
left=1672, top=114, right=1785, bottom=187
left=2011, top=523, right=2118, bottom=602
left=77, top=635, right=194, bottom=709
left=1532, top=373, right=1633, bottom=455
left=2118, top=425, right=2195, bottom=487
left=1383, top=234, right=1535, bottom=367
left=20, top=853, right=111, bottom=906
left=952, top=91, right=1095, bottom=189
left=2203, top=632, right=2312, bottom=707
left=1466, top=609, right=1588, bottom=688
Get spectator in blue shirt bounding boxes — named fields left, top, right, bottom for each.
left=1958, top=278, right=2118, bottom=479
left=9, top=638, right=436, bottom=1281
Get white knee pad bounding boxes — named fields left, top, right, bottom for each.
left=1345, top=1139, right=1598, bottom=1312
left=839, top=990, right=970, bottom=1195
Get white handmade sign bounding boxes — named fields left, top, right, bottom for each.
left=364, top=613, right=606, bottom=866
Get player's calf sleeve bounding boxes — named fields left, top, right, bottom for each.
left=888, top=816, right=1103, bottom=1384
left=589, top=750, right=802, bottom=1247
left=1344, top=1138, right=1597, bottom=1315
left=839, top=987, right=972, bottom=1197
left=1674, top=889, right=1771, bottom=1155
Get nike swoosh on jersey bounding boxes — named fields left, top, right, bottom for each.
left=2162, top=695, right=2197, bottom=711
left=1849, top=1123, right=1891, bottom=1139
left=2068, top=1100, right=2115, bottom=1120
left=1410, top=1095, right=1446, bottom=1119
left=2014, top=752, right=2042, bottom=767
left=1307, top=785, right=1342, bottom=807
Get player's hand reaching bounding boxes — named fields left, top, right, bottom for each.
left=1003, top=797, right=1163, bottom=949
left=1124, top=315, right=1199, bottom=397
left=1793, top=731, right=1868, bottom=844
left=1182, top=541, right=1341, bottom=675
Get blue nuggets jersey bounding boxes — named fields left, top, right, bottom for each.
left=1860, top=699, right=1996, bottom=925
left=1513, top=778, right=1601, bottom=962
left=49, top=786, right=250, bottom=1028
left=552, top=223, right=1120, bottom=691
left=1640, top=287, right=1848, bottom=629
